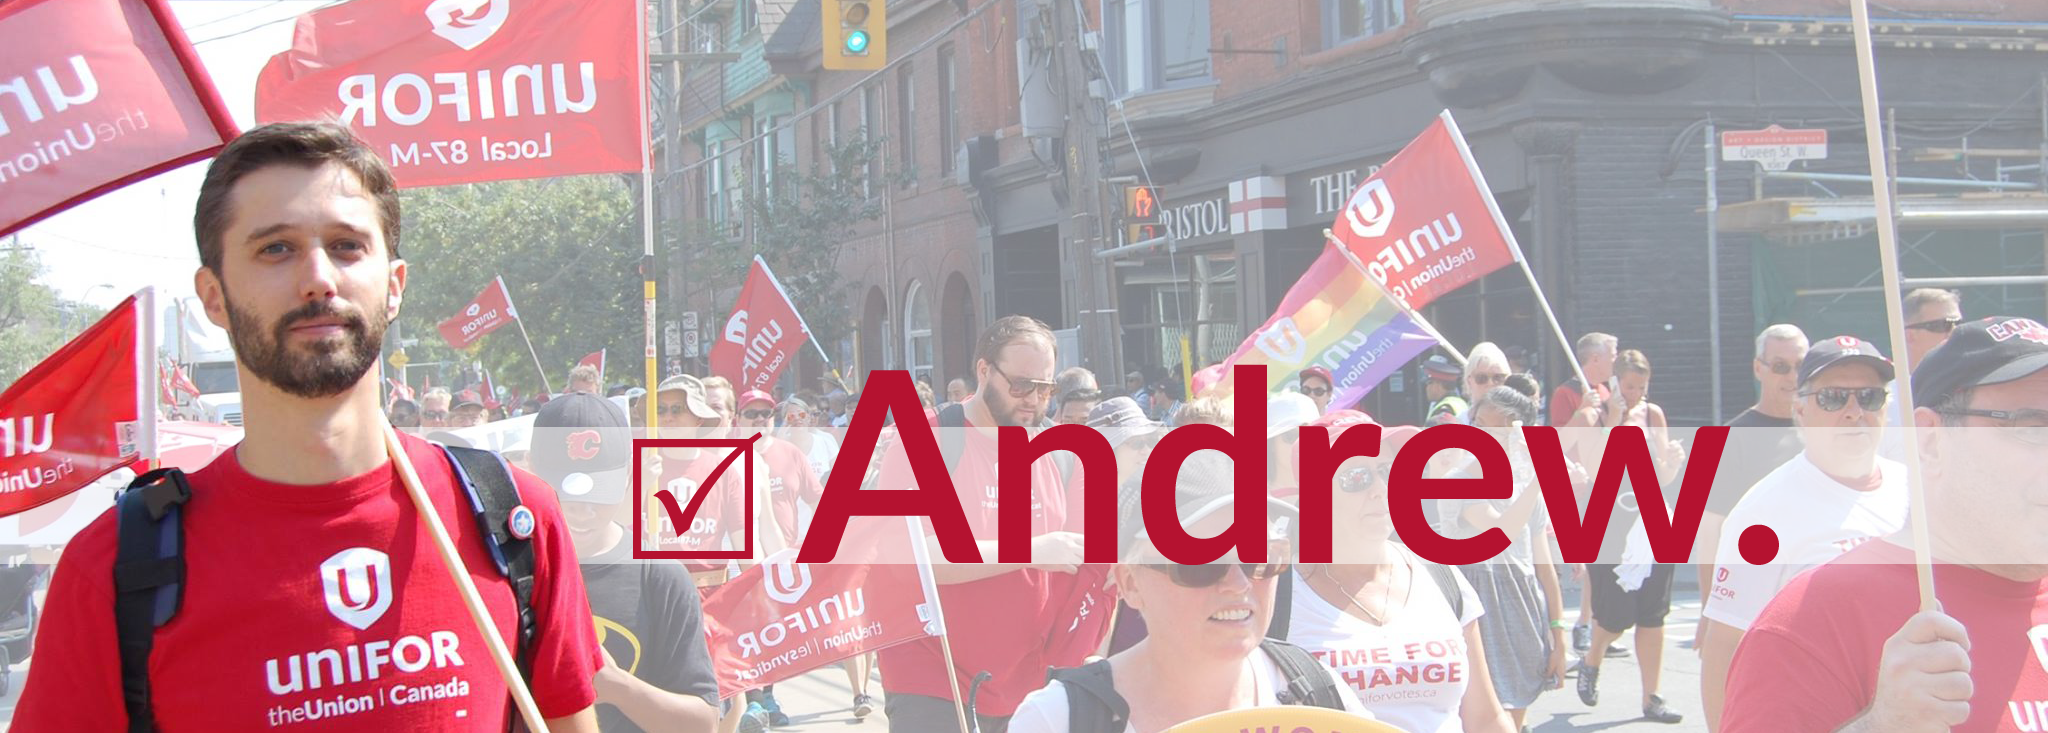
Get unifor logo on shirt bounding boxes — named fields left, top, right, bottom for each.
left=322, top=548, right=394, bottom=631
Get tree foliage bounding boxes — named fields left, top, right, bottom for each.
left=691, top=131, right=905, bottom=353
left=0, top=245, right=82, bottom=387
left=394, top=176, right=639, bottom=397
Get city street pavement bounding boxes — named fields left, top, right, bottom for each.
left=760, top=575, right=1710, bottom=732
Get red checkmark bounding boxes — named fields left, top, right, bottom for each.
left=632, top=434, right=759, bottom=560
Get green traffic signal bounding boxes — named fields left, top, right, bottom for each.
left=844, top=29, right=870, bottom=55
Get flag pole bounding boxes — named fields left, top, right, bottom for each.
left=1325, top=230, right=1470, bottom=367
left=906, top=515, right=975, bottom=733
left=135, top=287, right=160, bottom=470
left=1437, top=110, right=1593, bottom=394
left=754, top=255, right=838, bottom=370
left=1849, top=0, right=1938, bottom=612
left=381, top=423, right=550, bottom=731
left=637, top=0, right=661, bottom=434
left=499, top=276, right=556, bottom=395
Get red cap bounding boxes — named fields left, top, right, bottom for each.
left=738, top=389, right=776, bottom=409
left=1310, top=409, right=1375, bottom=430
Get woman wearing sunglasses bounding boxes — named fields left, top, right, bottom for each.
left=1010, top=453, right=1370, bottom=732
left=1438, top=389, right=1569, bottom=731
left=1284, top=414, right=1517, bottom=733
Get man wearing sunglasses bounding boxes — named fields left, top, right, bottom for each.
left=733, top=390, right=821, bottom=547
left=1884, top=289, right=1964, bottom=462
left=1702, top=335, right=1910, bottom=730
left=878, top=315, right=1105, bottom=733
left=1694, top=324, right=1806, bottom=693
left=1722, top=316, right=2048, bottom=733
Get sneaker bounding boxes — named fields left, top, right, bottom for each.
left=1577, top=664, right=1600, bottom=707
left=759, top=694, right=790, bottom=727
left=1643, top=694, right=1685, bottom=724
left=738, top=703, right=770, bottom=733
left=1606, top=643, right=1632, bottom=658
left=1572, top=624, right=1591, bottom=653
left=852, top=694, right=876, bottom=720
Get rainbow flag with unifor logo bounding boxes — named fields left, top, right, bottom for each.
left=1222, top=243, right=1437, bottom=408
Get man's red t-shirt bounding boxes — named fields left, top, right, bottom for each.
left=871, top=419, right=1112, bottom=717
left=14, top=432, right=601, bottom=730
left=1548, top=379, right=1610, bottom=426
left=1722, top=540, right=2048, bottom=733
left=757, top=435, right=823, bottom=546
left=654, top=448, right=750, bottom=572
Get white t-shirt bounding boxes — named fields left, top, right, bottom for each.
left=1006, top=645, right=1371, bottom=733
left=1705, top=452, right=1909, bottom=630
left=1285, top=545, right=1485, bottom=733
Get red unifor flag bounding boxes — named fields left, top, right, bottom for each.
left=0, top=290, right=157, bottom=516
left=710, top=257, right=816, bottom=395
left=437, top=276, right=518, bottom=350
left=1328, top=111, right=1525, bottom=311
left=253, top=0, right=646, bottom=188
left=0, top=0, right=239, bottom=237
left=578, top=349, right=605, bottom=383
left=701, top=517, right=938, bottom=699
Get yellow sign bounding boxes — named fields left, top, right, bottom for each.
left=388, top=349, right=409, bottom=370
left=1166, top=707, right=1405, bottom=733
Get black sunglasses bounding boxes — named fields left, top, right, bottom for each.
left=1757, top=359, right=1796, bottom=376
left=1302, top=386, right=1331, bottom=398
left=658, top=404, right=692, bottom=417
left=1906, top=317, right=1962, bottom=334
left=1144, top=561, right=1291, bottom=588
left=1801, top=386, right=1887, bottom=412
left=423, top=410, right=449, bottom=419
left=990, top=363, right=1056, bottom=399
left=1936, top=407, right=2048, bottom=446
left=1470, top=373, right=1508, bottom=387
left=741, top=409, right=775, bottom=420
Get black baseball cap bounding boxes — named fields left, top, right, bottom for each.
left=1422, top=354, right=1461, bottom=380
left=529, top=393, right=631, bottom=504
left=1798, top=335, right=1895, bottom=387
left=1912, top=317, right=2048, bottom=408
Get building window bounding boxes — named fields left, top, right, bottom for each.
left=905, top=281, right=934, bottom=382
left=758, top=115, right=792, bottom=198
left=938, top=46, right=958, bottom=179
left=897, top=63, right=917, bottom=183
left=1103, top=0, right=1211, bottom=97
left=700, top=21, right=724, bottom=53
left=1324, top=0, right=1404, bottom=48
left=738, top=0, right=757, bottom=32
left=705, top=141, right=726, bottom=225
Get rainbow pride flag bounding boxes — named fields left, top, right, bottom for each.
left=1223, top=243, right=1438, bottom=409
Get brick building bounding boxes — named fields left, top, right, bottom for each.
left=661, top=0, right=2048, bottom=423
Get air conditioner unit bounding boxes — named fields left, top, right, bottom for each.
left=955, top=135, right=996, bottom=188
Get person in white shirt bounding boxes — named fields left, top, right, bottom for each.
left=1286, top=416, right=1516, bottom=733
left=1008, top=453, right=1372, bottom=733
left=1700, top=335, right=1909, bottom=731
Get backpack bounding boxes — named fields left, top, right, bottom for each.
left=112, top=444, right=537, bottom=733
left=1047, top=638, right=1347, bottom=733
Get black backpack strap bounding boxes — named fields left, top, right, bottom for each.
left=1266, top=566, right=1294, bottom=640
left=113, top=468, right=193, bottom=733
left=1260, top=638, right=1347, bottom=710
left=438, top=445, right=537, bottom=677
left=1048, top=659, right=1128, bottom=733
left=1422, top=563, right=1464, bottom=620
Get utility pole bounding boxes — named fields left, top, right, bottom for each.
left=1047, top=0, right=1118, bottom=377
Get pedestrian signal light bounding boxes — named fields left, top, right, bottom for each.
left=823, top=0, right=885, bottom=71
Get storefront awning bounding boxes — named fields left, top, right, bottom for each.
left=1717, top=193, right=2048, bottom=244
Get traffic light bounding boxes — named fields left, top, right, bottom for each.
left=822, top=0, right=886, bottom=71
left=1124, top=185, right=1162, bottom=243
